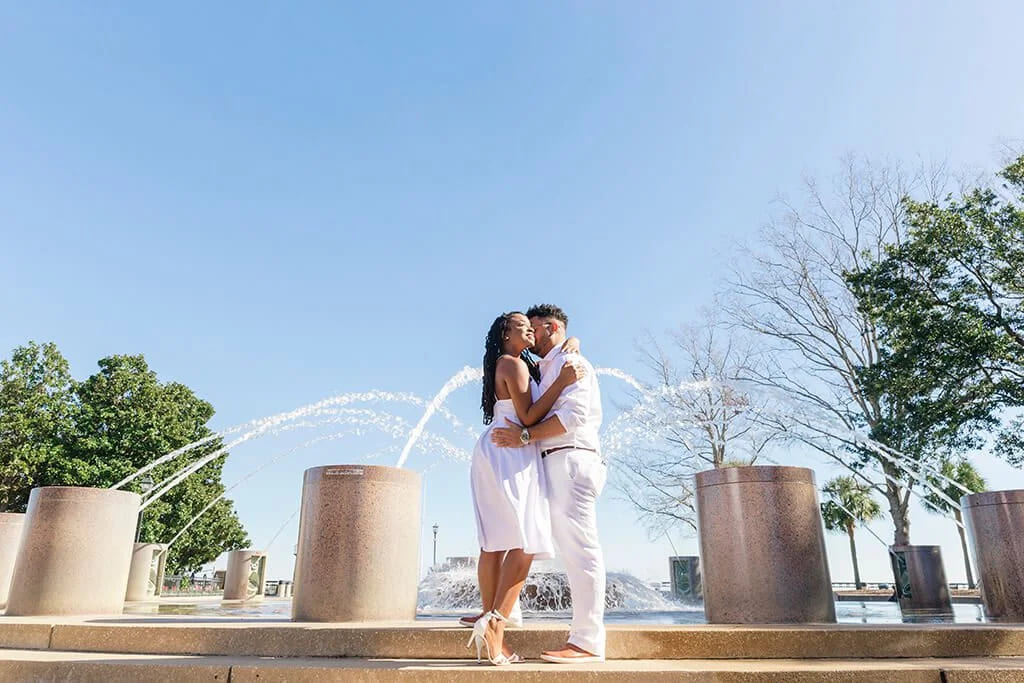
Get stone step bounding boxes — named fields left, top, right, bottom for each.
left=2, top=650, right=1024, bottom=682
left=3, top=619, right=1024, bottom=660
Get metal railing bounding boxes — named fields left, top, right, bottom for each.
left=161, top=575, right=224, bottom=596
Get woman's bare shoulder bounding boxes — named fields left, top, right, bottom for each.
left=495, top=354, right=527, bottom=375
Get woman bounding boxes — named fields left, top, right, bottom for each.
left=466, top=311, right=583, bottom=665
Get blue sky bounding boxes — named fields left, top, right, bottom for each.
left=2, top=2, right=1023, bottom=585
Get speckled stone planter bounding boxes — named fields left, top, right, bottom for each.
left=963, top=489, right=1024, bottom=622
left=223, top=550, right=267, bottom=601
left=0, top=512, right=26, bottom=610
left=125, top=543, right=168, bottom=602
left=696, top=466, right=836, bottom=624
left=6, top=487, right=140, bottom=616
left=292, top=465, right=421, bottom=622
left=888, top=545, right=953, bottom=615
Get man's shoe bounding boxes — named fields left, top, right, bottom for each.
left=539, top=644, right=604, bottom=664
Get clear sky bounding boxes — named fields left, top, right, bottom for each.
left=2, top=2, right=1023, bottom=586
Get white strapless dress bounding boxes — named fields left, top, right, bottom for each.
left=470, top=398, right=554, bottom=559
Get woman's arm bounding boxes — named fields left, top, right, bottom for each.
left=498, top=357, right=581, bottom=427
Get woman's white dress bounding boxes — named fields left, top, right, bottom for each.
left=471, top=396, right=555, bottom=559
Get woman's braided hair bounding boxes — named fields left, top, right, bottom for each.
left=481, top=312, right=541, bottom=424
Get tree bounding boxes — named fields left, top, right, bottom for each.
left=852, top=155, right=1024, bottom=467
left=921, top=458, right=986, bottom=589
left=0, top=344, right=249, bottom=574
left=65, top=355, right=250, bottom=574
left=820, top=475, right=882, bottom=589
left=726, top=156, right=994, bottom=545
left=0, top=342, right=75, bottom=511
left=612, top=316, right=776, bottom=535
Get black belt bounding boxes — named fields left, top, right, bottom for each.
left=541, top=446, right=598, bottom=459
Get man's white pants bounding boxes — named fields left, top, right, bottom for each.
left=544, top=449, right=607, bottom=658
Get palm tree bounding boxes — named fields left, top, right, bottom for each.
left=922, top=458, right=986, bottom=589
left=821, top=476, right=883, bottom=589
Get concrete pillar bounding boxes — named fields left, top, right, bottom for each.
left=223, top=549, right=267, bottom=601
left=125, top=543, right=168, bottom=602
left=0, top=513, right=26, bottom=610
left=889, top=545, right=953, bottom=615
left=6, top=487, right=140, bottom=616
left=962, top=489, right=1024, bottom=622
left=292, top=464, right=421, bottom=622
left=696, top=465, right=836, bottom=624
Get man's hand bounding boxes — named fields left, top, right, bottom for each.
left=491, top=418, right=526, bottom=448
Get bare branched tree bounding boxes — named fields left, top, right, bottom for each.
left=610, top=313, right=777, bottom=536
left=723, top=155, right=950, bottom=545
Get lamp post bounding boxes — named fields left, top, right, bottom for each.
left=135, top=474, right=155, bottom=542
left=432, top=523, right=439, bottom=568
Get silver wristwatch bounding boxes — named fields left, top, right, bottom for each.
left=519, top=427, right=530, bottom=445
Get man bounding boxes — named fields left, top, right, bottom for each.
left=491, top=303, right=606, bottom=663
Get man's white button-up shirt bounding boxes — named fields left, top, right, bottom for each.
left=534, top=343, right=602, bottom=452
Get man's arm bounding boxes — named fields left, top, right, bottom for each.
left=548, top=360, right=593, bottom=434
left=491, top=357, right=594, bottom=448
left=491, top=414, right=567, bottom=448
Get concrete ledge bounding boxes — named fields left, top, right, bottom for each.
left=20, top=620, right=1024, bottom=660
left=0, top=649, right=229, bottom=682
left=0, top=621, right=52, bottom=649
left=228, top=658, right=944, bottom=682
left=4, top=650, right=1024, bottom=682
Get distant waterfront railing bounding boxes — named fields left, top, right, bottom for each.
left=654, top=580, right=976, bottom=596
left=832, top=582, right=975, bottom=591
left=162, top=575, right=224, bottom=596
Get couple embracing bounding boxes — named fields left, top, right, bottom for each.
left=464, top=304, right=606, bottom=666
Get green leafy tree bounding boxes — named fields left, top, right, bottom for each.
left=851, top=155, right=1024, bottom=467
left=0, top=345, right=249, bottom=574
left=0, top=342, right=75, bottom=511
left=65, top=355, right=250, bottom=574
left=922, top=458, right=986, bottom=589
left=820, top=475, right=883, bottom=589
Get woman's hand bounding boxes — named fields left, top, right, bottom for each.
left=558, top=359, right=584, bottom=386
left=561, top=336, right=581, bottom=354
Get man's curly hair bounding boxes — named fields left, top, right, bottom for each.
left=525, top=303, right=569, bottom=328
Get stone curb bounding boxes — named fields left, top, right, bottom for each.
left=4, top=621, right=1024, bottom=660
left=4, top=650, right=1024, bottom=682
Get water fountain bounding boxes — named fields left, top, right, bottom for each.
left=668, top=556, right=701, bottom=601
left=292, top=464, right=421, bottom=621
left=125, top=543, right=168, bottom=602
left=223, top=550, right=268, bottom=602
left=5, top=487, right=140, bottom=616
left=695, top=465, right=836, bottom=624
left=1, top=387, right=466, bottom=616
left=962, top=489, right=1024, bottom=621
left=3, top=361, right=1013, bottom=626
left=417, top=559, right=681, bottom=614
left=888, top=545, right=953, bottom=616
left=0, top=513, right=25, bottom=610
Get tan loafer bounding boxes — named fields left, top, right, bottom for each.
left=539, top=644, right=604, bottom=664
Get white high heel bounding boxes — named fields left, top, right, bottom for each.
left=465, top=610, right=512, bottom=665
left=459, top=600, right=524, bottom=628
left=459, top=612, right=524, bottom=628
